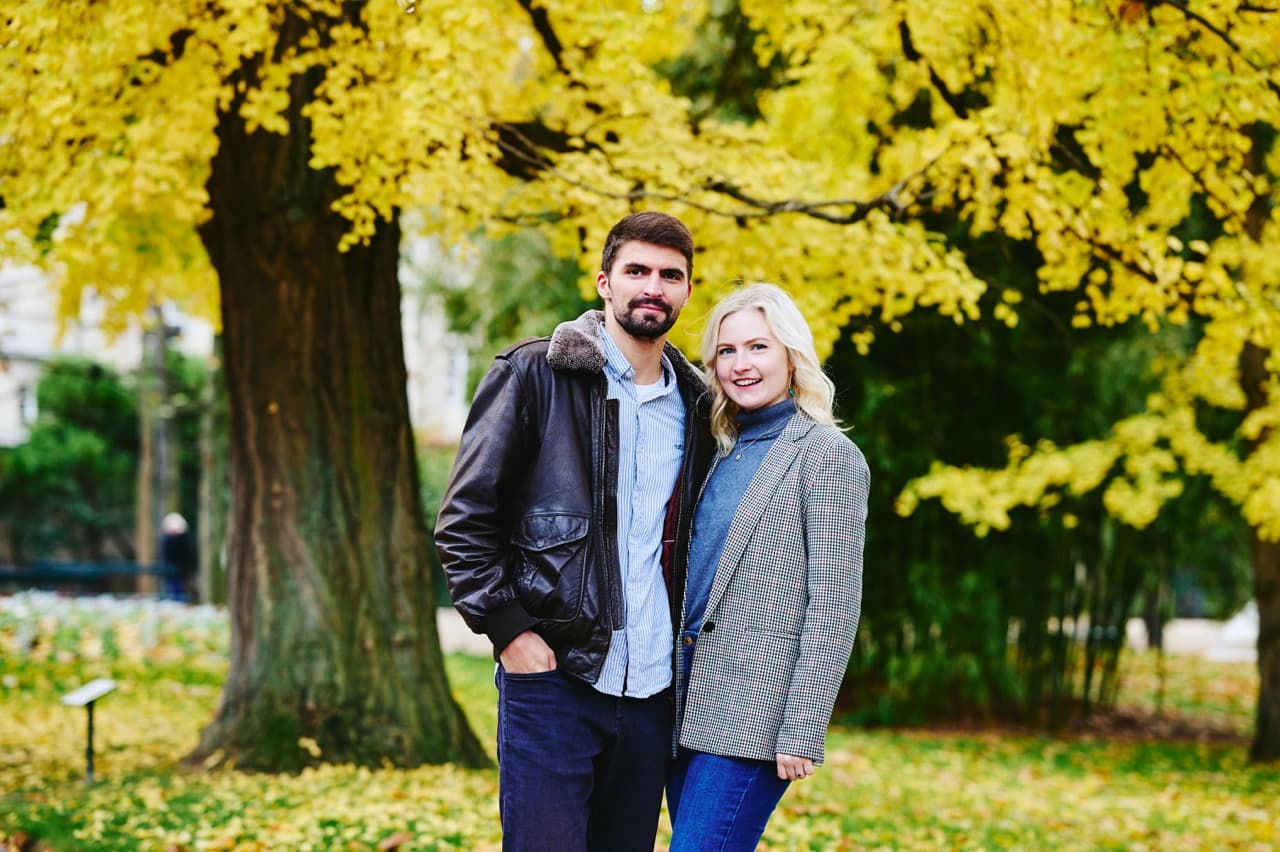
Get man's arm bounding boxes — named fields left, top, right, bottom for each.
left=434, top=356, right=540, bottom=657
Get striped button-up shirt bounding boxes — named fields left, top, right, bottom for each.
left=595, top=326, right=685, bottom=697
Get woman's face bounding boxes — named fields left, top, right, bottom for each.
left=714, top=309, right=792, bottom=411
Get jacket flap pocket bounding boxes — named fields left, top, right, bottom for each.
left=512, top=513, right=589, bottom=552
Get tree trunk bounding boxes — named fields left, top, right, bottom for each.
left=188, top=11, right=487, bottom=771
left=1241, top=124, right=1278, bottom=763
left=1242, top=342, right=1280, bottom=762
left=1249, top=526, right=1280, bottom=762
left=198, top=337, right=229, bottom=606
left=135, top=343, right=156, bottom=595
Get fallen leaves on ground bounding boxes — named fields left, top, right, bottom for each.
left=1, top=593, right=1276, bottom=850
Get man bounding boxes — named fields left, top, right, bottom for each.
left=435, top=212, right=712, bottom=851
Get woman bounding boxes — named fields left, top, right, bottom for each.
left=668, top=283, right=869, bottom=851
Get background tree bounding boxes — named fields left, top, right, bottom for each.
left=166, top=348, right=209, bottom=554
left=0, top=359, right=139, bottom=565
left=833, top=235, right=1251, bottom=727
left=0, top=353, right=209, bottom=574
left=3, top=1, right=509, bottom=769
left=197, top=339, right=230, bottom=605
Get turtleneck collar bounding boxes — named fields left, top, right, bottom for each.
left=736, top=398, right=796, bottom=439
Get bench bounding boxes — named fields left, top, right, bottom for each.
left=0, top=562, right=174, bottom=597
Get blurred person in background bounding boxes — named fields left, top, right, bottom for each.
left=160, top=512, right=196, bottom=602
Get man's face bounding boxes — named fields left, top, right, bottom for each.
left=596, top=241, right=691, bottom=341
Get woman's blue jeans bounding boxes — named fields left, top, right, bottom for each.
left=668, top=631, right=790, bottom=851
left=667, top=750, right=790, bottom=851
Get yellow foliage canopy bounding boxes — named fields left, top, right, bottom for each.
left=1, top=1, right=1278, bottom=530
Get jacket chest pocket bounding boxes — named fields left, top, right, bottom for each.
left=511, top=512, right=591, bottom=623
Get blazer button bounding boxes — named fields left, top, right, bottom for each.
left=703, top=621, right=715, bottom=633
left=681, top=635, right=694, bottom=647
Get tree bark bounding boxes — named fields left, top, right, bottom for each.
left=188, top=11, right=487, bottom=771
left=1249, top=530, right=1280, bottom=762
left=1242, top=342, right=1280, bottom=762
left=135, top=341, right=156, bottom=595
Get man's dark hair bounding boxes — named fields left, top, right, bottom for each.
left=600, top=212, right=695, bottom=281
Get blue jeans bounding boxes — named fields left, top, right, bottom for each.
left=496, top=666, right=671, bottom=852
left=667, top=750, right=791, bottom=851
left=668, top=632, right=790, bottom=851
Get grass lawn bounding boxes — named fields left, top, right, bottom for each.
left=1, top=594, right=1277, bottom=850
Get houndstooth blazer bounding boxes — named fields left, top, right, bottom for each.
left=676, top=412, right=869, bottom=765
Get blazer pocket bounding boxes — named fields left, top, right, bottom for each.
left=717, top=629, right=800, bottom=729
left=713, top=626, right=801, bottom=677
left=742, top=624, right=802, bottom=640
left=511, top=512, right=590, bottom=623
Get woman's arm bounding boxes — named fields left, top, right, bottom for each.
left=775, top=436, right=870, bottom=764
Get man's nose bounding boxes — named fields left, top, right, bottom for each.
left=640, top=271, right=665, bottom=293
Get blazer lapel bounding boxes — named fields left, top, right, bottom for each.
left=702, top=415, right=813, bottom=619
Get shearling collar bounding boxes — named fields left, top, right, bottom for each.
left=547, top=310, right=609, bottom=372
left=547, top=310, right=704, bottom=393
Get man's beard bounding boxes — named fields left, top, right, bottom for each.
left=615, top=298, right=678, bottom=339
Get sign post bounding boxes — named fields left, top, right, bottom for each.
left=61, top=678, right=117, bottom=783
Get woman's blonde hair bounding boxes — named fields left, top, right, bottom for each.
left=700, top=283, right=838, bottom=452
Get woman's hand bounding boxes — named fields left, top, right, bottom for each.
left=776, top=753, right=814, bottom=781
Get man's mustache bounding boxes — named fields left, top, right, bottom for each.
left=629, top=298, right=672, bottom=314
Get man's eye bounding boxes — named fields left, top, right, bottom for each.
left=663, top=271, right=684, bottom=281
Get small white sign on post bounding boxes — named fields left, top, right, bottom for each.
left=61, top=678, right=117, bottom=708
left=62, top=678, right=117, bottom=784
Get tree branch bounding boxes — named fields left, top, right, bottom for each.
left=700, top=177, right=917, bottom=224
left=1068, top=222, right=1161, bottom=285
left=1159, top=141, right=1240, bottom=223
left=898, top=18, right=970, bottom=119
left=487, top=120, right=934, bottom=225
left=1152, top=0, right=1280, bottom=100
left=514, top=0, right=567, bottom=74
